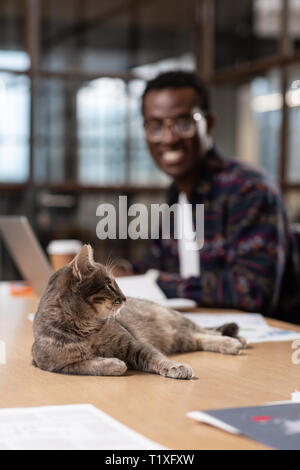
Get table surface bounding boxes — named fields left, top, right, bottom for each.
left=0, top=283, right=300, bottom=450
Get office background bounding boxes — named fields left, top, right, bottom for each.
left=1, top=0, right=300, bottom=279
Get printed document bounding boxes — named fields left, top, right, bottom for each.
left=0, top=404, right=164, bottom=450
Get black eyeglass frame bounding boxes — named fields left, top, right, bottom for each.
left=143, top=108, right=207, bottom=142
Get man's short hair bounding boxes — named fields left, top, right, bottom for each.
left=142, top=70, right=211, bottom=114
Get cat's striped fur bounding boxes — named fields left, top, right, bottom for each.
left=32, top=245, right=247, bottom=379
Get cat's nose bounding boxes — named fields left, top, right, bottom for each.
left=118, top=291, right=126, bottom=303
left=115, top=295, right=126, bottom=305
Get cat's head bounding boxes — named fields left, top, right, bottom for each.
left=66, top=244, right=126, bottom=319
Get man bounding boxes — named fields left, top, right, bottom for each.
left=120, top=70, right=300, bottom=324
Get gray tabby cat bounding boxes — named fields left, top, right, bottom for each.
left=32, top=245, right=247, bottom=379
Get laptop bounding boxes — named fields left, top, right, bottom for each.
left=0, top=216, right=53, bottom=296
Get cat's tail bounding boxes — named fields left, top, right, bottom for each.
left=190, top=319, right=240, bottom=338
left=216, top=322, right=239, bottom=337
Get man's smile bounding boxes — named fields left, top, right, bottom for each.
left=161, top=150, right=185, bottom=165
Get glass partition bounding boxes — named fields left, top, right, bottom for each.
left=77, top=77, right=127, bottom=185
left=0, top=73, right=30, bottom=182
left=33, top=75, right=168, bottom=186
left=0, top=0, right=29, bottom=71
left=213, top=68, right=282, bottom=181
left=287, top=64, right=300, bottom=183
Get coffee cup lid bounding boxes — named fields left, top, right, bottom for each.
left=47, top=239, right=83, bottom=255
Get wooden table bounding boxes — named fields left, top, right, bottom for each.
left=0, top=282, right=299, bottom=450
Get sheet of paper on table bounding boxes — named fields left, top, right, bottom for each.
left=0, top=404, right=164, bottom=450
left=116, top=273, right=196, bottom=309
left=181, top=312, right=300, bottom=344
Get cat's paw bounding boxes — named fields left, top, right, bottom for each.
left=218, top=337, right=245, bottom=355
left=98, top=358, right=127, bottom=376
left=236, top=336, right=248, bottom=349
left=160, top=362, right=194, bottom=380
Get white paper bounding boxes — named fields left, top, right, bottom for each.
left=0, top=404, right=164, bottom=450
left=182, top=313, right=300, bottom=344
left=116, top=274, right=166, bottom=303
left=116, top=274, right=196, bottom=309
left=182, top=313, right=268, bottom=328
left=187, top=411, right=240, bottom=435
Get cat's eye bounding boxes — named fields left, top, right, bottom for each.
left=93, top=296, right=105, bottom=303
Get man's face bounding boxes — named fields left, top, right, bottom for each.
left=143, top=87, right=208, bottom=181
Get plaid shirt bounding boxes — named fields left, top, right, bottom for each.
left=133, top=149, right=300, bottom=324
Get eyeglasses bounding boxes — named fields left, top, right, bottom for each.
left=144, top=109, right=205, bottom=143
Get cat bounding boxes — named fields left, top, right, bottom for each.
left=32, top=244, right=247, bottom=380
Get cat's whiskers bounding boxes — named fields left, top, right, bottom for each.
left=114, top=303, right=125, bottom=317
left=105, top=254, right=121, bottom=278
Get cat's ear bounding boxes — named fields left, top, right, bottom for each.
left=70, top=244, right=96, bottom=281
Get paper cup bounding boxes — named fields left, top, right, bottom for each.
left=47, top=239, right=82, bottom=271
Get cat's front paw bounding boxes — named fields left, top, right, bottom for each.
left=160, top=361, right=194, bottom=380
left=99, top=358, right=127, bottom=376
left=219, top=337, right=244, bottom=355
left=236, top=336, right=247, bottom=349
